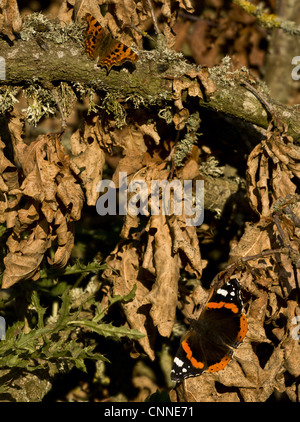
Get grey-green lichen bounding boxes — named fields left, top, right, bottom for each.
left=72, top=82, right=138, bottom=126
left=138, top=33, right=193, bottom=77
left=199, top=157, right=225, bottom=177
left=130, top=94, right=146, bottom=109
left=158, top=106, right=173, bottom=124
left=101, top=92, right=126, bottom=128
left=173, top=133, right=196, bottom=166
left=208, top=56, right=234, bottom=87
left=72, top=81, right=99, bottom=113
left=0, top=86, right=19, bottom=114
left=20, top=12, right=84, bottom=45
left=23, top=82, right=56, bottom=126
left=174, top=112, right=201, bottom=166
left=209, top=57, right=271, bottom=99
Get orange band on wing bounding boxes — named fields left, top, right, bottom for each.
left=236, top=313, right=248, bottom=342
left=206, top=354, right=232, bottom=373
left=206, top=301, right=239, bottom=314
left=182, top=339, right=205, bottom=369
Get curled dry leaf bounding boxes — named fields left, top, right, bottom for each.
left=104, top=208, right=203, bottom=353
left=47, top=211, right=75, bottom=268
left=145, top=214, right=180, bottom=337
left=0, top=139, right=20, bottom=226
left=247, top=122, right=300, bottom=216
left=144, top=212, right=201, bottom=338
left=173, top=108, right=189, bottom=131
left=57, top=0, right=74, bottom=24
left=18, top=133, right=84, bottom=223
left=74, top=0, right=102, bottom=22
left=71, top=122, right=106, bottom=206
left=103, top=241, right=156, bottom=360
left=2, top=219, right=51, bottom=288
left=153, top=0, right=194, bottom=46
left=172, top=69, right=215, bottom=131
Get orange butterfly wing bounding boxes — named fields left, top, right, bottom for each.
left=85, top=13, right=105, bottom=60
left=84, top=13, right=138, bottom=72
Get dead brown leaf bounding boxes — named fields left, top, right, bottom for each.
left=47, top=210, right=75, bottom=268
left=71, top=123, right=106, bottom=207
left=103, top=241, right=156, bottom=360
left=173, top=108, right=189, bottom=131
left=169, top=215, right=202, bottom=278
left=229, top=221, right=272, bottom=262
left=2, top=219, right=51, bottom=288
left=145, top=214, right=180, bottom=337
left=0, top=0, right=22, bottom=40
left=101, top=136, right=203, bottom=347
left=173, top=76, right=203, bottom=111
left=0, top=138, right=20, bottom=226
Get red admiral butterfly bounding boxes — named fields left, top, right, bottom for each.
left=171, top=278, right=248, bottom=382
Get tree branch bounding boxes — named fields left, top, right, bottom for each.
left=1, top=36, right=300, bottom=141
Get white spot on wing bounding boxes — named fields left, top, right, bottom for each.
left=217, top=288, right=228, bottom=297
left=174, top=357, right=184, bottom=367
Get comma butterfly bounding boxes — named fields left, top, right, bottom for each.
left=84, top=13, right=138, bottom=72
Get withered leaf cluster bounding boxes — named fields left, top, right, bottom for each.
left=1, top=112, right=84, bottom=288
left=247, top=122, right=300, bottom=216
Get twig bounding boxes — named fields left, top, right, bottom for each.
left=240, top=79, right=280, bottom=126
left=233, top=0, right=300, bottom=36
left=240, top=248, right=285, bottom=263
left=125, top=24, right=156, bottom=43
left=146, top=0, right=161, bottom=34
left=178, top=11, right=218, bottom=26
